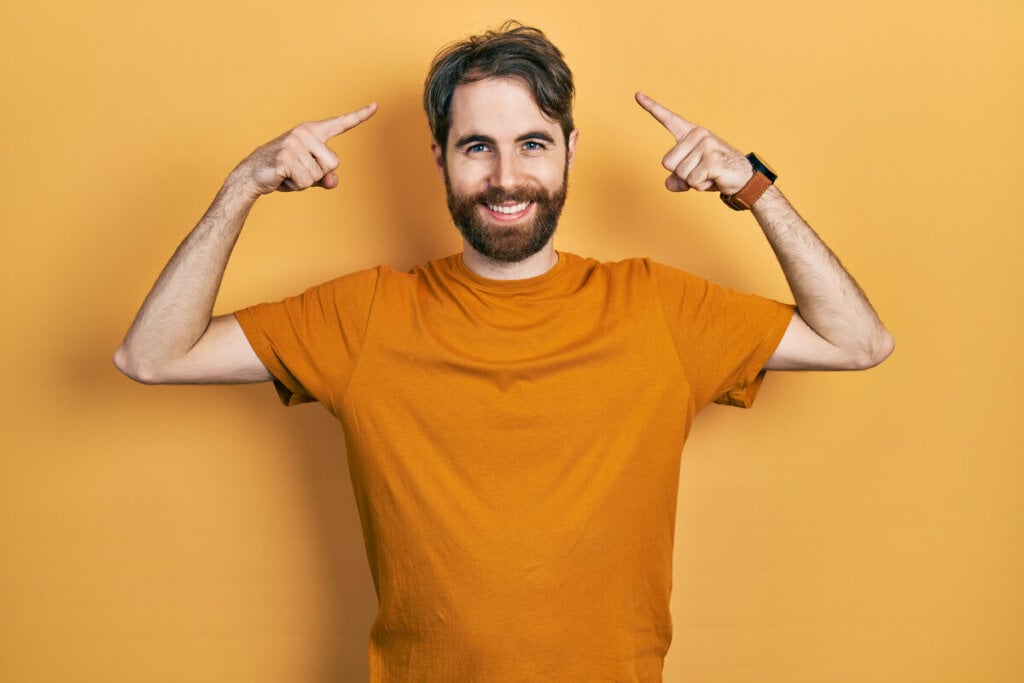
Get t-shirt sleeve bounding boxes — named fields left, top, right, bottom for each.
left=652, top=262, right=794, bottom=410
left=233, top=268, right=380, bottom=410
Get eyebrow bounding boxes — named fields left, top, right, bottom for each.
left=453, top=131, right=557, bottom=147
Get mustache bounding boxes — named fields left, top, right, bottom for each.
left=471, top=186, right=551, bottom=205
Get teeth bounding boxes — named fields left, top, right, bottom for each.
left=486, top=201, right=531, bottom=215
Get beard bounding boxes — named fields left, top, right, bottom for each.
left=445, top=167, right=568, bottom=263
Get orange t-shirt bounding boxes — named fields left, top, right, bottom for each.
left=235, top=252, right=793, bottom=681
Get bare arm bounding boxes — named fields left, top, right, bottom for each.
left=635, top=92, right=893, bottom=371
left=113, top=103, right=378, bottom=384
left=751, top=187, right=893, bottom=370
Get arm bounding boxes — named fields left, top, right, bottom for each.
left=635, top=92, right=893, bottom=371
left=113, top=103, right=378, bottom=384
left=752, top=187, right=893, bottom=370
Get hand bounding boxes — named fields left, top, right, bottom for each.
left=635, top=92, right=752, bottom=195
left=232, top=102, right=378, bottom=199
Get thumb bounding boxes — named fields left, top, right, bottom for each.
left=317, top=172, right=339, bottom=190
left=665, top=174, right=689, bottom=192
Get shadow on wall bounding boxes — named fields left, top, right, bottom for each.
left=237, top=390, right=379, bottom=681
left=360, top=88, right=462, bottom=272
left=64, top=356, right=381, bottom=679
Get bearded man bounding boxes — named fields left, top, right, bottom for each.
left=115, top=22, right=892, bottom=681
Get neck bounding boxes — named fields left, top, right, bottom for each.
left=460, top=241, right=558, bottom=280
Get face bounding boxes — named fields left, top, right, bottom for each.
left=432, top=77, right=578, bottom=263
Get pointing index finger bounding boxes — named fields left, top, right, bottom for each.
left=308, top=102, right=379, bottom=141
left=635, top=92, right=695, bottom=141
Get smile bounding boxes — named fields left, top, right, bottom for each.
left=482, top=201, right=534, bottom=220
left=487, top=201, right=531, bottom=214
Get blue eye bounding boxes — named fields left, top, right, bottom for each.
left=467, top=143, right=488, bottom=153
left=523, top=141, right=545, bottom=151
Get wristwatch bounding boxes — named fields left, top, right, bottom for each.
left=720, top=153, right=777, bottom=211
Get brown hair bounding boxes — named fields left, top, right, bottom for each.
left=423, top=21, right=575, bottom=154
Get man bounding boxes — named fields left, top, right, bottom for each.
left=115, top=22, right=892, bottom=681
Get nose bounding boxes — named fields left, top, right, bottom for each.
left=490, top=152, right=523, bottom=190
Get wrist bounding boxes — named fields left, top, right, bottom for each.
left=224, top=167, right=264, bottom=205
left=721, top=153, right=777, bottom=211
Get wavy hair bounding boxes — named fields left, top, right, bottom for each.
left=423, top=21, right=575, bottom=155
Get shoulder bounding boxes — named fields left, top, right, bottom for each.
left=291, top=265, right=386, bottom=296
left=560, top=252, right=662, bottom=275
left=561, top=253, right=706, bottom=289
left=300, top=260, right=452, bottom=300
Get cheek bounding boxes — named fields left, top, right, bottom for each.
left=534, top=160, right=567, bottom=188
left=544, top=164, right=565, bottom=183
left=445, top=163, right=487, bottom=193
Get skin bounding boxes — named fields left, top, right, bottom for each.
left=113, top=79, right=892, bottom=384
left=113, top=104, right=378, bottom=384
left=431, top=78, right=578, bottom=280
left=634, top=92, right=894, bottom=370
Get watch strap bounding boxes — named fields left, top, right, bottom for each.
left=721, top=170, right=773, bottom=211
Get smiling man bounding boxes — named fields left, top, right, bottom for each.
left=115, top=22, right=892, bottom=681
left=437, top=77, right=575, bottom=273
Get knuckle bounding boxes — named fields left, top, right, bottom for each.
left=288, top=124, right=315, bottom=145
left=695, top=132, right=715, bottom=149
left=323, top=151, right=340, bottom=170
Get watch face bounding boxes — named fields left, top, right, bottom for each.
left=746, top=153, right=777, bottom=182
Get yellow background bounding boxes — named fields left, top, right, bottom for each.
left=2, top=0, right=1021, bottom=681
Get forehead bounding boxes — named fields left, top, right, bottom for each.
left=448, top=77, right=561, bottom=142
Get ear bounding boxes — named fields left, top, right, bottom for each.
left=566, top=129, right=580, bottom=168
left=431, top=142, right=445, bottom=181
